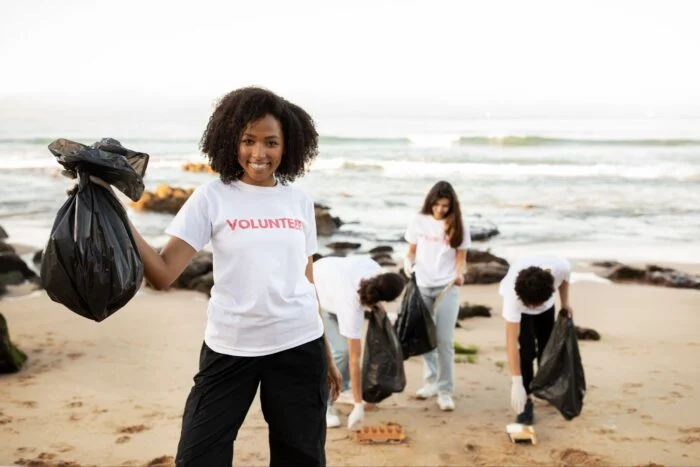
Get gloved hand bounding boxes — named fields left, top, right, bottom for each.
left=403, top=256, right=414, bottom=276
left=347, top=402, right=364, bottom=429
left=510, top=375, right=527, bottom=414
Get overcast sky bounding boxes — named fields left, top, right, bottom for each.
left=1, top=0, right=699, bottom=116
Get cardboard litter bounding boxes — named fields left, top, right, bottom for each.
left=354, top=423, right=407, bottom=444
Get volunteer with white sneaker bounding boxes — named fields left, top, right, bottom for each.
left=500, top=254, right=573, bottom=425
left=404, top=181, right=470, bottom=412
left=313, top=256, right=405, bottom=429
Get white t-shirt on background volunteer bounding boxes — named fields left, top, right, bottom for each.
left=499, top=254, right=571, bottom=323
left=404, top=214, right=471, bottom=288
left=313, top=257, right=383, bottom=340
left=165, top=179, right=323, bottom=357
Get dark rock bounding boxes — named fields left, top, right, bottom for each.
left=0, top=313, right=27, bottom=373
left=0, top=225, right=7, bottom=240
left=592, top=260, right=623, bottom=268
left=173, top=251, right=213, bottom=289
left=190, top=272, right=214, bottom=296
left=467, top=249, right=508, bottom=266
left=458, top=303, right=492, bottom=319
left=312, top=253, right=324, bottom=263
left=371, top=253, right=393, bottom=263
left=326, top=242, right=361, bottom=251
left=601, top=263, right=700, bottom=290
left=33, top=250, right=43, bottom=265
left=369, top=246, right=394, bottom=254
left=130, top=184, right=194, bottom=215
left=464, top=262, right=508, bottom=284
left=470, top=226, right=499, bottom=242
left=0, top=253, right=38, bottom=288
left=0, top=241, right=15, bottom=254
left=605, top=265, right=647, bottom=281
left=575, top=326, right=601, bottom=341
left=315, top=204, right=343, bottom=236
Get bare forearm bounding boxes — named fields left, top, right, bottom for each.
left=559, top=280, right=570, bottom=308
left=348, top=338, right=363, bottom=402
left=455, top=249, right=466, bottom=276
left=506, top=323, right=521, bottom=376
left=349, top=355, right=362, bottom=403
left=128, top=219, right=195, bottom=290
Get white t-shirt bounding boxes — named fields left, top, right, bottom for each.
left=165, top=179, right=323, bottom=357
left=405, top=214, right=471, bottom=287
left=499, top=254, right=571, bottom=323
left=313, top=256, right=383, bottom=340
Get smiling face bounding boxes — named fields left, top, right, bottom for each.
left=237, top=114, right=284, bottom=187
left=431, top=197, right=451, bottom=220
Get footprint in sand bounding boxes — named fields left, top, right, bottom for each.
left=49, top=442, right=75, bottom=453
left=15, top=447, right=36, bottom=455
left=66, top=352, right=84, bottom=360
left=15, top=400, right=37, bottom=408
left=678, top=436, right=700, bottom=444
left=147, top=455, right=175, bottom=466
left=118, top=424, right=150, bottom=434
left=116, top=435, right=131, bottom=444
left=679, top=427, right=700, bottom=434
left=66, top=401, right=83, bottom=408
left=554, top=448, right=604, bottom=466
left=622, top=382, right=643, bottom=395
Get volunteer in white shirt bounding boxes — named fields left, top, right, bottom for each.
left=403, top=180, right=471, bottom=412
left=500, top=254, right=573, bottom=425
left=313, top=256, right=405, bottom=429
left=92, top=87, right=341, bottom=467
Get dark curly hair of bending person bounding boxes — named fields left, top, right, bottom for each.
left=514, top=266, right=555, bottom=308
left=200, top=87, right=319, bottom=184
left=358, top=273, right=406, bottom=307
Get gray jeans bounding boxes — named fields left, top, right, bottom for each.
left=322, top=310, right=351, bottom=395
left=418, top=284, right=460, bottom=395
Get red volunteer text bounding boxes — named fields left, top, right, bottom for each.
left=226, top=218, right=304, bottom=231
left=418, top=233, right=449, bottom=246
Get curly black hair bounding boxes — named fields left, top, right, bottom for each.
left=200, top=87, right=319, bottom=184
left=358, top=273, right=406, bottom=307
left=514, top=266, right=555, bottom=307
left=419, top=180, right=465, bottom=248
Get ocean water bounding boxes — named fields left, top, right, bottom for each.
left=1, top=108, right=699, bottom=264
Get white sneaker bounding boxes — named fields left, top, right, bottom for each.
left=336, top=389, right=355, bottom=406
left=437, top=393, right=455, bottom=411
left=415, top=383, right=439, bottom=399
left=326, top=405, right=341, bottom=428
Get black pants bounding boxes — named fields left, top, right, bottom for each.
left=519, top=306, right=555, bottom=395
left=175, top=337, right=328, bottom=467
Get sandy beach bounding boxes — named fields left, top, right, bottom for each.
left=1, top=260, right=700, bottom=467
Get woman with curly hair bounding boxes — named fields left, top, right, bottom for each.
left=312, top=256, right=405, bottom=429
left=92, top=87, right=342, bottom=466
left=499, top=254, right=572, bottom=425
left=403, top=180, right=471, bottom=412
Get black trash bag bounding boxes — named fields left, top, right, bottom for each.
left=0, top=313, right=28, bottom=374
left=40, top=172, right=144, bottom=322
left=530, top=309, right=587, bottom=420
left=48, top=138, right=149, bottom=202
left=362, top=306, right=406, bottom=403
left=394, top=274, right=437, bottom=359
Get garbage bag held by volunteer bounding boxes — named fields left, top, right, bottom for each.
left=362, top=306, right=406, bottom=403
left=530, top=309, right=587, bottom=420
left=40, top=138, right=148, bottom=321
left=48, top=138, right=149, bottom=202
left=394, top=274, right=437, bottom=359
